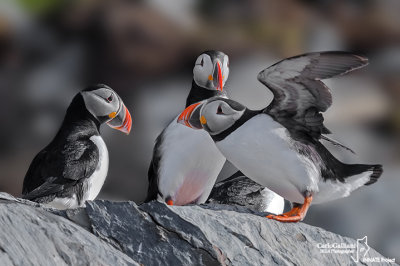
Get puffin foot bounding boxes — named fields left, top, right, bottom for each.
left=266, top=195, right=312, bottom=223
left=166, top=199, right=174, bottom=206
left=280, top=206, right=301, bottom=217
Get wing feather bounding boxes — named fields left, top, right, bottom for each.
left=22, top=139, right=99, bottom=202
left=257, top=51, right=368, bottom=138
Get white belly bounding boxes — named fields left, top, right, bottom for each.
left=157, top=117, right=226, bottom=205
left=216, top=114, right=319, bottom=203
left=46, top=195, right=79, bottom=210
left=86, top=135, right=109, bottom=201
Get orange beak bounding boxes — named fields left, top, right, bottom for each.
left=107, top=104, right=132, bottom=134
left=216, top=62, right=223, bottom=91
left=177, top=102, right=203, bottom=129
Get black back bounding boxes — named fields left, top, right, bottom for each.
left=208, top=171, right=292, bottom=213
left=22, top=93, right=101, bottom=204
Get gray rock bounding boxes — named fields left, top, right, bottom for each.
left=0, top=193, right=138, bottom=266
left=0, top=192, right=395, bottom=266
left=86, top=201, right=222, bottom=266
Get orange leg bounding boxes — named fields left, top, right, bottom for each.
left=166, top=199, right=174, bottom=206
left=266, top=195, right=313, bottom=223
left=280, top=206, right=301, bottom=217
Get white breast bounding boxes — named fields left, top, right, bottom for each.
left=46, top=194, right=79, bottom=210
left=157, top=116, right=226, bottom=205
left=86, top=135, right=109, bottom=201
left=216, top=114, right=319, bottom=204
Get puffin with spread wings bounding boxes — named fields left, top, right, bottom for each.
left=178, top=52, right=383, bottom=222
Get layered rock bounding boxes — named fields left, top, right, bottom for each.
left=0, top=193, right=392, bottom=266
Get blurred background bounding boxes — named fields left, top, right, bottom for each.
left=0, top=0, right=399, bottom=260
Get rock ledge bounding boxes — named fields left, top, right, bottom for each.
left=0, top=193, right=391, bottom=266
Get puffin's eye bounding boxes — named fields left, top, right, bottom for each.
left=107, top=95, right=113, bottom=102
left=200, top=58, right=204, bottom=67
left=217, top=105, right=223, bottom=114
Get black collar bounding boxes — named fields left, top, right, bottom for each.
left=185, top=80, right=225, bottom=107
left=211, top=109, right=261, bottom=142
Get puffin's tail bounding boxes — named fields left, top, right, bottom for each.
left=314, top=142, right=383, bottom=203
left=316, top=141, right=383, bottom=185
left=363, top=164, right=383, bottom=186
left=338, top=163, right=383, bottom=186
left=316, top=162, right=383, bottom=204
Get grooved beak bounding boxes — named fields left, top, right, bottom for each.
left=217, top=62, right=223, bottom=91
left=107, top=103, right=132, bottom=134
left=208, top=61, right=224, bottom=91
left=177, top=102, right=203, bottom=129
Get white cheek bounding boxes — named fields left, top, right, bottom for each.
left=208, top=115, right=234, bottom=135
left=193, top=65, right=208, bottom=87
left=106, top=101, right=119, bottom=118
left=232, top=110, right=243, bottom=121
left=83, top=96, right=101, bottom=117
left=223, top=68, right=229, bottom=85
left=207, top=118, right=220, bottom=134
left=84, top=96, right=115, bottom=117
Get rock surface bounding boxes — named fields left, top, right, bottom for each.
left=0, top=192, right=394, bottom=266
left=0, top=193, right=138, bottom=266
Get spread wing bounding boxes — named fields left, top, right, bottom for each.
left=22, top=139, right=99, bottom=201
left=257, top=51, right=368, bottom=139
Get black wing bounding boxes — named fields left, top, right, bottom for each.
left=22, top=139, right=99, bottom=202
left=257, top=51, right=368, bottom=139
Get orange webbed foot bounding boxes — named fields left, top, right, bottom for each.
left=266, top=195, right=312, bottom=223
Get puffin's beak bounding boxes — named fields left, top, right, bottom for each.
left=177, top=102, right=203, bottom=129
left=107, top=102, right=132, bottom=135
left=213, top=62, right=223, bottom=91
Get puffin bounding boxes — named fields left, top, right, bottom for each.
left=22, top=84, right=132, bottom=209
left=178, top=52, right=383, bottom=222
left=208, top=171, right=288, bottom=215
left=145, top=50, right=229, bottom=205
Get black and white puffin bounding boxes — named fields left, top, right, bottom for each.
left=208, top=171, right=288, bottom=215
left=22, top=84, right=132, bottom=209
left=145, top=51, right=229, bottom=205
left=178, top=52, right=383, bottom=222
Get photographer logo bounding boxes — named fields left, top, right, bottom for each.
left=316, top=236, right=395, bottom=264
